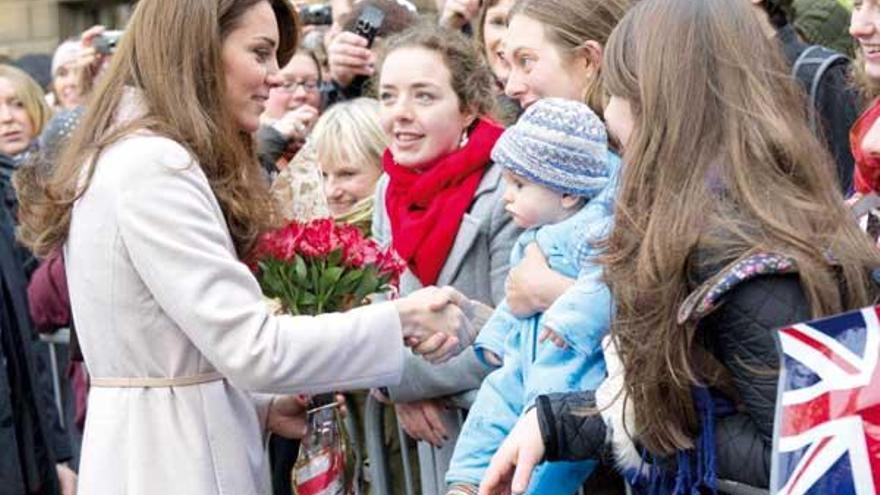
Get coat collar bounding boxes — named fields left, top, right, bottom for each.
left=436, top=163, right=503, bottom=286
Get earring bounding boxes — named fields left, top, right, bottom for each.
left=459, top=132, right=469, bottom=148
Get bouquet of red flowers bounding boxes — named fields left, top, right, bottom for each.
left=249, top=218, right=406, bottom=315
left=249, top=219, right=406, bottom=495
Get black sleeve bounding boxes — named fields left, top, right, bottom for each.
left=30, top=335, right=72, bottom=463
left=255, top=125, right=289, bottom=175
left=700, top=274, right=811, bottom=488
left=536, top=391, right=607, bottom=462
left=320, top=77, right=368, bottom=109
left=815, top=62, right=860, bottom=192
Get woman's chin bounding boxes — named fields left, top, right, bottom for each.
left=329, top=203, right=353, bottom=217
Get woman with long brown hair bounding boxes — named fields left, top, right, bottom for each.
left=480, top=0, right=880, bottom=493
left=16, top=1, right=475, bottom=493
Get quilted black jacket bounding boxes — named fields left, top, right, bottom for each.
left=537, top=273, right=811, bottom=489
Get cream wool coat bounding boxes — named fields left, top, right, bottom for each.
left=65, top=110, right=405, bottom=493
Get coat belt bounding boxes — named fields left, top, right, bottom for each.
left=90, top=371, right=224, bottom=388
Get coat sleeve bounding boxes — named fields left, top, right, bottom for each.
left=385, top=349, right=492, bottom=403
left=701, top=274, right=811, bottom=488
left=543, top=204, right=614, bottom=355
left=115, top=149, right=406, bottom=395
left=472, top=300, right=516, bottom=365
left=542, top=263, right=612, bottom=356
left=26, top=251, right=71, bottom=335
left=536, top=391, right=608, bottom=462
left=255, top=125, right=288, bottom=175
left=30, top=336, right=73, bottom=463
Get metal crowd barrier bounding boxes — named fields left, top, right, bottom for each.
left=361, top=397, right=593, bottom=495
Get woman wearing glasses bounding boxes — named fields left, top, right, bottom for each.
left=258, top=47, right=323, bottom=176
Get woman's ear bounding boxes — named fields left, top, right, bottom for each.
left=575, top=40, right=605, bottom=72
left=561, top=194, right=584, bottom=210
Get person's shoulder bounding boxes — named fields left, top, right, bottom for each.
left=97, top=133, right=199, bottom=186
left=479, top=162, right=504, bottom=191
left=110, top=133, right=192, bottom=163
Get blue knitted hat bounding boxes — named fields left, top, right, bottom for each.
left=491, top=98, right=610, bottom=199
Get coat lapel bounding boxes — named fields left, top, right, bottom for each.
left=436, top=166, right=502, bottom=286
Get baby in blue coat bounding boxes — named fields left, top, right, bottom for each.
left=446, top=99, right=618, bottom=495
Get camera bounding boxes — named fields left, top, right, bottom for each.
left=350, top=5, right=385, bottom=49
left=94, top=30, right=124, bottom=55
left=299, top=4, right=333, bottom=26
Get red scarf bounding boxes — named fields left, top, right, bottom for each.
left=383, top=118, right=504, bottom=286
left=852, top=98, right=880, bottom=194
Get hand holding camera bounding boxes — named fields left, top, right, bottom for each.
left=327, top=5, right=385, bottom=88
left=328, top=32, right=375, bottom=87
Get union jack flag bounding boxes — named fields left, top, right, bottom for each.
left=772, top=306, right=880, bottom=495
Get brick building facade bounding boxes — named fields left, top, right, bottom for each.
left=0, top=0, right=133, bottom=60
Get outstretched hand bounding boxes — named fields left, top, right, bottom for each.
left=479, top=408, right=545, bottom=495
left=394, top=286, right=478, bottom=363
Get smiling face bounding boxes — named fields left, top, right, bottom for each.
left=221, top=1, right=283, bottom=133
left=482, top=0, right=515, bottom=84
left=853, top=0, right=880, bottom=82
left=0, top=77, right=35, bottom=157
left=378, top=47, right=476, bottom=168
left=503, top=14, right=590, bottom=109
left=265, top=52, right=322, bottom=119
left=53, top=63, right=81, bottom=110
left=322, top=158, right=382, bottom=216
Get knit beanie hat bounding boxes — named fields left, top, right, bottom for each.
left=491, top=98, right=610, bottom=199
left=51, top=40, right=80, bottom=76
left=792, top=0, right=854, bottom=56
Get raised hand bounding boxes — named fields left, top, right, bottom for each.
left=439, top=0, right=481, bottom=30
left=268, top=105, right=320, bottom=141
left=327, top=31, right=375, bottom=87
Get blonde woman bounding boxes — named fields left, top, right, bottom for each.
left=0, top=64, right=51, bottom=161
left=270, top=97, right=386, bottom=228
left=315, top=97, right=386, bottom=230
left=16, top=1, right=478, bottom=493
left=0, top=64, right=52, bottom=215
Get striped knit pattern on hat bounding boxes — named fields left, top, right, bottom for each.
left=490, top=98, right=611, bottom=199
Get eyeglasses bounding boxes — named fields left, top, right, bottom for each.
left=278, top=79, right=320, bottom=93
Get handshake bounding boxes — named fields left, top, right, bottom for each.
left=393, top=286, right=492, bottom=364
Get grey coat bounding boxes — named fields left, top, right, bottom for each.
left=373, top=162, right=521, bottom=493
left=372, top=162, right=520, bottom=403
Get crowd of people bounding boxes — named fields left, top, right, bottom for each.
left=2, top=0, right=880, bottom=494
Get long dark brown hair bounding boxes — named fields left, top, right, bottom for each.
left=602, top=0, right=880, bottom=455
left=17, top=0, right=298, bottom=258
